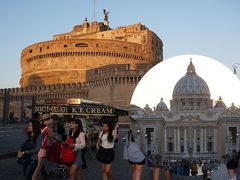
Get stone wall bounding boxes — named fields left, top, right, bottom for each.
left=85, top=63, right=148, bottom=108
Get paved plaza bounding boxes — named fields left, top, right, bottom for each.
left=0, top=123, right=233, bottom=180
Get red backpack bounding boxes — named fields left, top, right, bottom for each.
left=47, top=140, right=61, bottom=163
left=60, top=136, right=76, bottom=164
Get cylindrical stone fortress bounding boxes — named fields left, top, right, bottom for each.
left=20, top=21, right=163, bottom=87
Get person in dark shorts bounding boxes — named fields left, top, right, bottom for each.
left=226, top=152, right=238, bottom=180
left=96, top=121, right=118, bottom=180
left=123, top=130, right=145, bottom=180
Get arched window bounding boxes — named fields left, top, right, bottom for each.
left=75, top=43, right=88, bottom=47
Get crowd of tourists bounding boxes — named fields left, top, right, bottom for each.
left=16, top=112, right=240, bottom=180
left=16, top=112, right=119, bottom=180
left=166, top=159, right=220, bottom=179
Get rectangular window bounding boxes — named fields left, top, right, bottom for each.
left=207, top=142, right=213, bottom=152
left=168, top=142, right=173, bottom=152
left=229, top=127, right=237, bottom=143
left=197, top=145, right=200, bottom=152
left=146, top=128, right=154, bottom=145
left=180, top=145, right=184, bottom=152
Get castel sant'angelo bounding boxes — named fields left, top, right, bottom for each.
left=0, top=12, right=163, bottom=122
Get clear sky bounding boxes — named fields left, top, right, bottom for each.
left=0, top=0, right=240, bottom=88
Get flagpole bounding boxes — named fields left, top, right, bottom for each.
left=94, top=0, right=96, bottom=22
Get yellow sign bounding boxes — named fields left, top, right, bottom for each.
left=67, top=99, right=81, bottom=104
left=45, top=99, right=81, bottom=105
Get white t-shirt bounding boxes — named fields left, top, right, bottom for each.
left=99, top=131, right=115, bottom=149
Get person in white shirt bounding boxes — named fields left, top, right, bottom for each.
left=96, top=121, right=118, bottom=180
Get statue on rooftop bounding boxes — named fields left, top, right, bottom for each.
left=103, top=9, right=109, bottom=22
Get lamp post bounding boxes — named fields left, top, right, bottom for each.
left=232, top=63, right=240, bottom=76
left=236, top=131, right=239, bottom=152
left=230, top=136, right=233, bottom=153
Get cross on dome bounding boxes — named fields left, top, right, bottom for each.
left=187, top=59, right=196, bottom=75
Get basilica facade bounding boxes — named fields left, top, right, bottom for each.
left=130, top=61, right=240, bottom=160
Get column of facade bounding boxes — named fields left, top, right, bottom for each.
left=174, top=128, right=177, bottom=153
left=184, top=128, right=187, bottom=153
left=178, top=128, right=180, bottom=153
left=237, top=126, right=240, bottom=152
left=204, top=127, right=207, bottom=152
left=194, top=128, right=196, bottom=153
left=213, top=128, right=216, bottom=153
left=164, top=129, right=167, bottom=153
left=201, top=128, right=203, bottom=152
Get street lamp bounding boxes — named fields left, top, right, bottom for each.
left=230, top=136, right=233, bottom=153
left=232, top=63, right=240, bottom=75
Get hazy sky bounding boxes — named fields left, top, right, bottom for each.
left=0, top=0, right=240, bottom=88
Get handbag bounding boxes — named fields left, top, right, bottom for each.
left=17, top=154, right=31, bottom=166
left=96, top=146, right=104, bottom=162
left=96, top=132, right=104, bottom=162
left=60, top=137, right=76, bottom=164
left=147, top=154, right=161, bottom=168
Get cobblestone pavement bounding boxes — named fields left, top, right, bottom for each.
left=0, top=123, right=234, bottom=180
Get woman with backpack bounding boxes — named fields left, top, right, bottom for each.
left=123, top=129, right=145, bottom=180
left=61, top=118, right=86, bottom=180
left=96, top=121, right=118, bottom=180
left=17, top=120, right=42, bottom=180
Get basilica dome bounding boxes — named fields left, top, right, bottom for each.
left=170, top=60, right=213, bottom=111
left=172, top=61, right=210, bottom=99
left=214, top=96, right=226, bottom=108
left=156, top=98, right=169, bottom=111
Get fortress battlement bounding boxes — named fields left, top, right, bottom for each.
left=86, top=63, right=149, bottom=82
left=0, top=82, right=85, bottom=95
